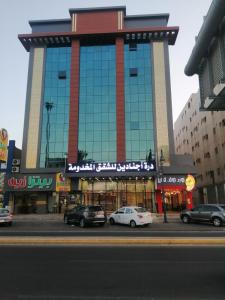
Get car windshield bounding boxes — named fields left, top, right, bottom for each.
left=88, top=206, right=103, bottom=212
left=134, top=207, right=147, bottom=213
left=219, top=205, right=225, bottom=211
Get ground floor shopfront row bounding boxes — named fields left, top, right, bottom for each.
left=3, top=172, right=194, bottom=214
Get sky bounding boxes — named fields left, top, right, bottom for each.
left=0, top=0, right=212, bottom=148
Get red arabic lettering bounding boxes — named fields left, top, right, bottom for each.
left=8, top=177, right=27, bottom=189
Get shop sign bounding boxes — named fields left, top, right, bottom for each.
left=4, top=174, right=55, bottom=191
left=56, top=173, right=71, bottom=192
left=0, top=173, right=5, bottom=192
left=67, top=161, right=156, bottom=173
left=185, top=174, right=195, bottom=191
left=0, top=128, right=8, bottom=162
left=157, top=175, right=186, bottom=186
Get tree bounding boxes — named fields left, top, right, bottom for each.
left=77, top=149, right=88, bottom=163
left=146, top=149, right=152, bottom=162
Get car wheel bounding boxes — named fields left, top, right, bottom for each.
left=109, top=218, right=115, bottom=225
left=79, top=218, right=85, bottom=228
left=99, top=222, right=105, bottom=227
left=182, top=215, right=190, bottom=224
left=212, top=217, right=222, bottom=227
left=8, top=222, right=12, bottom=226
left=64, top=216, right=69, bottom=224
left=130, top=220, right=136, bottom=228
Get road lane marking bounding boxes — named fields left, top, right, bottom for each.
left=0, top=237, right=225, bottom=245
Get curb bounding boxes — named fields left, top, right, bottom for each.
left=0, top=237, right=224, bottom=245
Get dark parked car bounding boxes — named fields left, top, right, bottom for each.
left=180, top=204, right=225, bottom=227
left=64, top=205, right=106, bottom=227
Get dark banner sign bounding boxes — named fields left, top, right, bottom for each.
left=156, top=175, right=186, bottom=186
left=4, top=174, right=56, bottom=191
left=67, top=161, right=156, bottom=174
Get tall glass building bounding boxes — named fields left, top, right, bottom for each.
left=11, top=6, right=195, bottom=214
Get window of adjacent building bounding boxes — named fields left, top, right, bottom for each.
left=204, top=152, right=211, bottom=158
left=201, top=116, right=206, bottom=124
left=202, top=134, right=208, bottom=141
left=217, top=168, right=221, bottom=176
left=213, top=127, right=216, bottom=135
left=215, top=147, right=218, bottom=154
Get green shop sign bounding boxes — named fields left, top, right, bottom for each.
left=4, top=174, right=56, bottom=191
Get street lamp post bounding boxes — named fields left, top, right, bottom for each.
left=159, top=149, right=168, bottom=223
left=45, top=102, right=54, bottom=168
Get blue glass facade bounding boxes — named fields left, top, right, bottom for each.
left=39, top=47, right=71, bottom=168
left=124, top=43, right=154, bottom=161
left=78, top=45, right=117, bottom=162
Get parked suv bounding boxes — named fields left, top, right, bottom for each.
left=64, top=205, right=106, bottom=227
left=180, top=204, right=225, bottom=227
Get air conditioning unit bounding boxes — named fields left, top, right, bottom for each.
left=12, top=159, right=20, bottom=166
left=11, top=166, right=19, bottom=173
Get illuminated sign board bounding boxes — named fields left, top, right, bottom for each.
left=4, top=174, right=55, bottom=191
left=56, top=172, right=71, bottom=192
left=157, top=175, right=196, bottom=189
left=185, top=174, right=196, bottom=191
left=67, top=161, right=156, bottom=173
left=0, top=128, right=8, bottom=162
left=157, top=175, right=186, bottom=186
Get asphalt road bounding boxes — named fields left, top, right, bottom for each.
left=0, top=245, right=225, bottom=299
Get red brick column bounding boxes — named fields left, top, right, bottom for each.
left=68, top=39, right=80, bottom=163
left=116, top=37, right=126, bottom=162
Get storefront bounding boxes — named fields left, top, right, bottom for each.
left=4, top=174, right=56, bottom=213
left=67, top=161, right=156, bottom=213
left=155, top=174, right=195, bottom=213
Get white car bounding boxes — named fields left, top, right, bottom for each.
left=0, top=208, right=13, bottom=226
left=109, top=206, right=153, bottom=228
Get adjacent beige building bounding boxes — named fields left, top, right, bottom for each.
left=174, top=92, right=225, bottom=204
